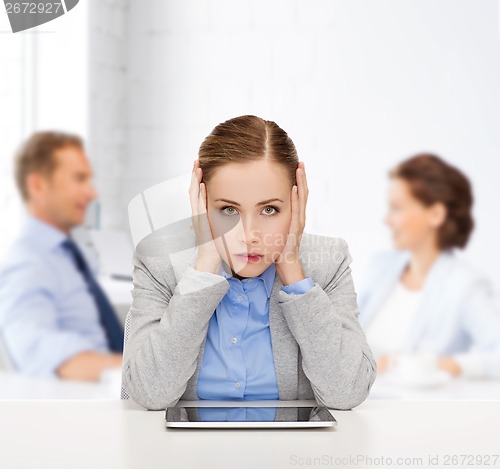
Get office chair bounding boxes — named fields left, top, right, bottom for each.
left=120, top=311, right=131, bottom=399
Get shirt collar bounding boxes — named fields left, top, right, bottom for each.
left=217, top=261, right=276, bottom=299
left=21, top=213, right=69, bottom=252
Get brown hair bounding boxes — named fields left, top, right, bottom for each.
left=14, top=131, right=83, bottom=201
left=390, top=153, right=474, bottom=250
left=198, top=115, right=299, bottom=186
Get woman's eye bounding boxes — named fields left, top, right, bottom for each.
left=262, top=206, right=279, bottom=216
left=221, top=206, right=238, bottom=216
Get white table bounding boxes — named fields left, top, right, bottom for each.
left=370, top=374, right=500, bottom=400
left=0, top=370, right=122, bottom=399
left=0, top=399, right=499, bottom=469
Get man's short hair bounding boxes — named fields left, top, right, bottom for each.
left=14, top=131, right=83, bottom=201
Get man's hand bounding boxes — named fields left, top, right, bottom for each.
left=56, top=351, right=122, bottom=381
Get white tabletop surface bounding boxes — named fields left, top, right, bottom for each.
left=0, top=398, right=499, bottom=469
left=370, top=373, right=500, bottom=400
left=0, top=369, right=122, bottom=399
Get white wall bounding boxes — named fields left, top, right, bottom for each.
left=89, top=0, right=500, bottom=288
left=0, top=22, right=25, bottom=261
left=87, top=0, right=129, bottom=229
left=0, top=2, right=88, bottom=260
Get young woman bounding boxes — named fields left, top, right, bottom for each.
left=358, top=154, right=500, bottom=379
left=121, top=115, right=376, bottom=410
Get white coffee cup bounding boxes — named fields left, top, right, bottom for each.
left=392, top=352, right=439, bottom=380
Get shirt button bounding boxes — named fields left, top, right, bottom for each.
left=237, top=295, right=244, bottom=301
left=235, top=382, right=241, bottom=388
left=231, top=337, right=237, bottom=344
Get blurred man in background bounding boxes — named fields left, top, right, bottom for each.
left=0, top=132, right=123, bottom=381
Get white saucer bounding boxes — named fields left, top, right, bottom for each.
left=383, top=369, right=453, bottom=388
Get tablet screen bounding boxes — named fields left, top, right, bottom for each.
left=165, top=406, right=336, bottom=425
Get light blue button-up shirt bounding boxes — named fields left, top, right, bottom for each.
left=0, top=215, right=110, bottom=377
left=196, top=261, right=314, bottom=401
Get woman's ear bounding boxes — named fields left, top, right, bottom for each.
left=429, top=202, right=447, bottom=228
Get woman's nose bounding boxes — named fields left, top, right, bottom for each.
left=237, top=218, right=261, bottom=244
left=245, top=232, right=260, bottom=245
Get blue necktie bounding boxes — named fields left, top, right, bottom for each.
left=62, top=238, right=124, bottom=352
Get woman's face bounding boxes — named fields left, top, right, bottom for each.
left=385, top=177, right=445, bottom=252
left=205, top=159, right=293, bottom=278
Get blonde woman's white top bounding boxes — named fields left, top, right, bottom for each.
left=358, top=250, right=500, bottom=380
left=365, top=282, right=422, bottom=358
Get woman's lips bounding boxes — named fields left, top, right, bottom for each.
left=235, top=254, right=263, bottom=263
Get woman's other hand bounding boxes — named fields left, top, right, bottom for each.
left=189, top=159, right=222, bottom=274
left=275, top=161, right=309, bottom=286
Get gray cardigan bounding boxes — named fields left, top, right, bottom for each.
left=121, top=228, right=377, bottom=410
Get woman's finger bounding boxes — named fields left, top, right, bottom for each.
left=190, top=168, right=203, bottom=220
left=300, top=161, right=309, bottom=196
left=289, top=185, right=300, bottom=237
left=189, top=170, right=200, bottom=215
left=198, top=181, right=207, bottom=214
left=198, top=182, right=216, bottom=246
left=298, top=162, right=309, bottom=206
left=297, top=168, right=306, bottom=227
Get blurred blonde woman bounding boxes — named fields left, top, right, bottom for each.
left=122, top=115, right=376, bottom=410
left=358, top=154, right=500, bottom=379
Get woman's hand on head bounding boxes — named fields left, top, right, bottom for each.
left=189, top=159, right=222, bottom=274
left=275, top=161, right=309, bottom=286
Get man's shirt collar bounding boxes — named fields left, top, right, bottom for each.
left=21, top=214, right=69, bottom=252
